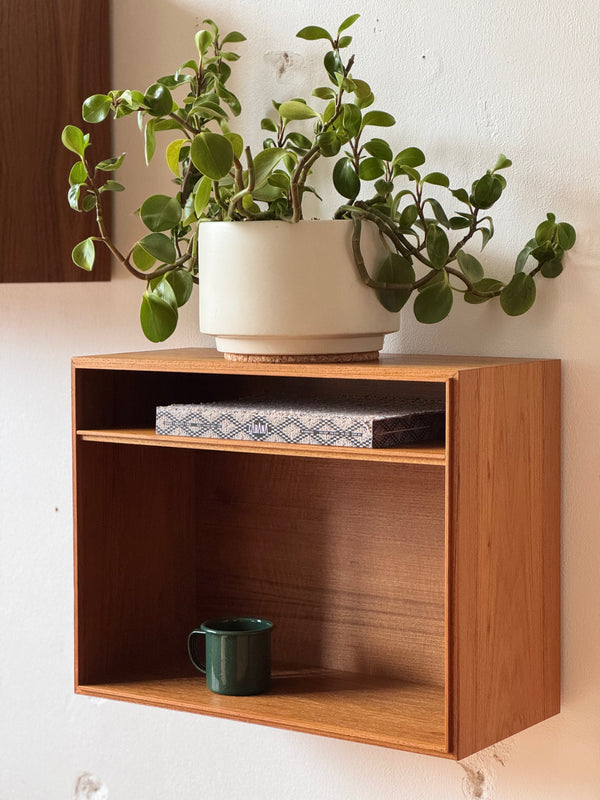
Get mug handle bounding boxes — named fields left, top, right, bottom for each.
left=187, top=629, right=206, bottom=674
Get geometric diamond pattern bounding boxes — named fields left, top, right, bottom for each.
left=156, top=399, right=445, bottom=449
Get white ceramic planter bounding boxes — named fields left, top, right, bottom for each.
left=197, top=219, right=399, bottom=361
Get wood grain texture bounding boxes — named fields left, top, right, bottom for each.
left=450, top=361, right=561, bottom=758
left=77, top=428, right=447, bottom=466
left=193, top=451, right=446, bottom=686
left=0, top=0, right=111, bottom=282
left=71, top=348, right=536, bottom=381
left=78, top=671, right=448, bottom=754
left=73, top=442, right=446, bottom=688
left=72, top=351, right=561, bottom=757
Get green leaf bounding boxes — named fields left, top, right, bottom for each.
left=363, top=138, right=393, bottom=161
left=72, top=238, right=95, bottom=271
left=140, top=195, right=182, bottom=232
left=356, top=91, right=374, bottom=110
left=557, top=222, right=576, bottom=250
left=166, top=269, right=194, bottom=306
left=99, top=180, right=125, bottom=193
left=374, top=179, right=394, bottom=197
left=451, top=187, right=470, bottom=204
left=535, top=218, right=555, bottom=245
left=500, top=272, right=536, bottom=316
left=252, top=148, right=286, bottom=189
left=138, top=233, right=177, bottom=264
left=286, top=131, right=313, bottom=150
left=471, top=173, right=503, bottom=209
left=296, top=25, right=333, bottom=42
left=374, top=254, right=415, bottom=312
left=61, top=125, right=87, bottom=157
left=424, top=198, right=449, bottom=227
left=190, top=131, right=234, bottom=179
left=362, top=110, right=395, bottom=128
left=479, top=226, right=493, bottom=250
left=464, top=277, right=505, bottom=304
left=223, top=131, right=244, bottom=159
left=131, top=243, right=156, bottom=272
left=530, top=242, right=556, bottom=264
left=267, top=171, right=290, bottom=189
left=278, top=100, right=319, bottom=120
left=95, top=153, right=126, bottom=171
left=456, top=250, right=484, bottom=283
left=195, top=29, right=213, bottom=56
left=541, top=258, right=563, bottom=278
left=337, top=34, right=352, bottom=48
left=140, top=291, right=178, bottom=342
left=202, top=18, right=219, bottom=36
left=316, top=130, right=342, bottom=157
left=322, top=99, right=336, bottom=123
left=337, top=13, right=360, bottom=33
left=340, top=103, right=362, bottom=138
left=166, top=139, right=187, bottom=176
left=399, top=204, right=419, bottom=228
left=67, top=183, right=83, bottom=210
left=261, top=117, right=278, bottom=132
left=221, top=30, right=246, bottom=44
left=426, top=225, right=449, bottom=268
left=144, top=83, right=173, bottom=117
left=333, top=157, right=360, bottom=200
left=82, top=194, right=97, bottom=212
left=82, top=94, right=112, bottom=124
left=422, top=172, right=450, bottom=188
left=192, top=176, right=211, bottom=217
left=515, top=238, right=537, bottom=273
left=399, top=166, right=421, bottom=183
left=413, top=278, right=453, bottom=323
left=215, top=81, right=241, bottom=116
left=358, top=157, right=384, bottom=181
left=313, top=86, right=336, bottom=101
left=144, top=119, right=156, bottom=165
left=394, top=147, right=425, bottom=168
left=220, top=52, right=241, bottom=62
left=492, top=153, right=512, bottom=172
left=68, top=162, right=87, bottom=186
left=449, top=216, right=471, bottom=230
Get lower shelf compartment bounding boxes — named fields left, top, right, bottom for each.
left=77, top=668, right=449, bottom=755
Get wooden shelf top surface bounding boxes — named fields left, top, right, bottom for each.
left=77, top=669, right=449, bottom=756
left=72, top=348, right=552, bottom=382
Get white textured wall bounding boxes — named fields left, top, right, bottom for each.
left=1, top=1, right=599, bottom=797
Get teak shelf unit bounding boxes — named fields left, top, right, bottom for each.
left=72, top=348, right=560, bottom=759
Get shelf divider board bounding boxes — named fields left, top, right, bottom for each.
left=76, top=428, right=447, bottom=466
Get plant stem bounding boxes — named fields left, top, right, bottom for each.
left=350, top=215, right=436, bottom=291
left=290, top=53, right=354, bottom=222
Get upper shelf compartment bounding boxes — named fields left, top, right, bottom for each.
left=72, top=349, right=459, bottom=464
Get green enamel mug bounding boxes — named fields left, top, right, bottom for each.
left=188, top=617, right=274, bottom=695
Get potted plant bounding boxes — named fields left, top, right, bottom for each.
left=62, top=14, right=575, bottom=361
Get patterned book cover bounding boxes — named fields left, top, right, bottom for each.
left=155, top=396, right=445, bottom=449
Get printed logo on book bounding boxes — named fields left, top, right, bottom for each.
left=248, top=417, right=272, bottom=439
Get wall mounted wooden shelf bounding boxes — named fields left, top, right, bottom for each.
left=72, top=348, right=560, bottom=759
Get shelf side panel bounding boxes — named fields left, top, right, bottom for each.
left=451, top=361, right=560, bottom=758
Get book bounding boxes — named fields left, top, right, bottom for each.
left=155, top=395, right=445, bottom=449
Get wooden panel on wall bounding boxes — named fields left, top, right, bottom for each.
left=0, top=0, right=111, bottom=282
